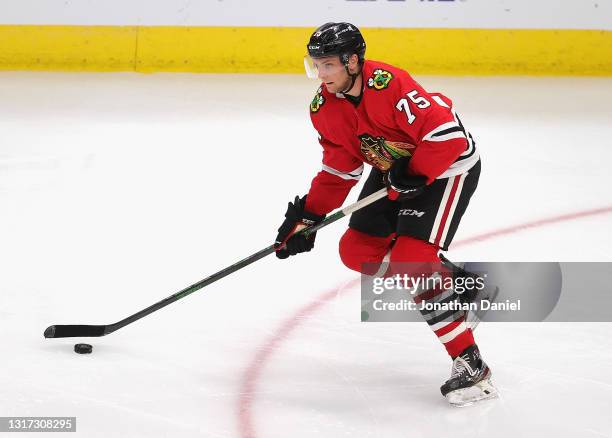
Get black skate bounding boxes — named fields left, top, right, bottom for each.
left=440, top=344, right=498, bottom=407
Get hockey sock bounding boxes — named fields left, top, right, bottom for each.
left=389, top=236, right=475, bottom=358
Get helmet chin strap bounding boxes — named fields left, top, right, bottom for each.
left=341, top=64, right=361, bottom=95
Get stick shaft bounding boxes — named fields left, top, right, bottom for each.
left=115, top=189, right=388, bottom=331
left=45, top=188, right=388, bottom=338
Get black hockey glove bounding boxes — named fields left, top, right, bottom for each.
left=385, top=156, right=428, bottom=201
left=274, top=195, right=325, bottom=259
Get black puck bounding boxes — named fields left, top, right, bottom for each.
left=74, top=343, right=93, bottom=354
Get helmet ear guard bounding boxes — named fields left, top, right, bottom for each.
left=340, top=53, right=351, bottom=65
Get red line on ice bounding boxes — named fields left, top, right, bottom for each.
left=236, top=281, right=359, bottom=438
left=452, top=205, right=612, bottom=248
left=236, top=204, right=612, bottom=438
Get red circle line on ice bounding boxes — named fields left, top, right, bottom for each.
left=236, top=204, right=612, bottom=438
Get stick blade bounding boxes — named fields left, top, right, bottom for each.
left=44, top=324, right=108, bottom=338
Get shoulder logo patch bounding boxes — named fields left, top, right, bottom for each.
left=310, top=87, right=325, bottom=113
left=367, top=69, right=393, bottom=91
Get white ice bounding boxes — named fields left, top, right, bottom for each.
left=1, top=72, right=611, bottom=437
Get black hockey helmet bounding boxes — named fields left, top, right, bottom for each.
left=306, top=22, right=366, bottom=65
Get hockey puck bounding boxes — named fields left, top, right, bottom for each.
left=74, top=343, right=93, bottom=354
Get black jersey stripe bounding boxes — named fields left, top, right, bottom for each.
left=431, top=126, right=465, bottom=138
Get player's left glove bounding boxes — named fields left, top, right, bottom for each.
left=385, top=156, right=428, bottom=201
left=274, top=195, right=325, bottom=259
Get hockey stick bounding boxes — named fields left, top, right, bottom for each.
left=44, top=188, right=388, bottom=339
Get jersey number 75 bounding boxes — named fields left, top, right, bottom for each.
left=396, top=90, right=431, bottom=125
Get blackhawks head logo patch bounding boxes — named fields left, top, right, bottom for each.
left=310, top=87, right=325, bottom=113
left=358, top=134, right=415, bottom=170
left=367, top=69, right=393, bottom=91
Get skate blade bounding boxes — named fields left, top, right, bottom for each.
left=446, top=379, right=499, bottom=407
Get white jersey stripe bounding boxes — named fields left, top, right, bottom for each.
left=439, top=172, right=467, bottom=248
left=432, top=95, right=450, bottom=108
left=429, top=176, right=456, bottom=244
left=422, top=121, right=465, bottom=143
left=438, top=151, right=480, bottom=179
left=426, top=131, right=468, bottom=142
left=460, top=137, right=474, bottom=156
left=321, top=164, right=364, bottom=181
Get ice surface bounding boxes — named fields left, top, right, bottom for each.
left=1, top=72, right=611, bottom=437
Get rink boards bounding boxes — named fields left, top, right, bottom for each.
left=0, top=26, right=611, bottom=76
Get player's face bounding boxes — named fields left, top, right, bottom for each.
left=311, top=57, right=351, bottom=93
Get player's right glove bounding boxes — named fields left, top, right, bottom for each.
left=274, top=195, right=325, bottom=259
left=385, top=156, right=428, bottom=201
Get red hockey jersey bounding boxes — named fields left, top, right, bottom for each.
left=305, top=60, right=479, bottom=216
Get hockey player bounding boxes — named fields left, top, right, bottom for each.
left=274, top=22, right=497, bottom=406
